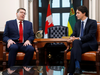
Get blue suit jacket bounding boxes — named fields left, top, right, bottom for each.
left=3, top=19, right=34, bottom=44
left=71, top=18, right=98, bottom=51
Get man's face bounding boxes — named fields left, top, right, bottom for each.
left=76, top=9, right=85, bottom=20
left=16, top=9, right=26, bottom=21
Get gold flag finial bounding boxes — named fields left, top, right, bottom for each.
left=49, top=0, right=50, bottom=4
left=71, top=0, right=73, bottom=4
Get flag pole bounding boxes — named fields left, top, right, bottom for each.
left=71, top=0, right=73, bottom=4
left=44, top=0, right=54, bottom=38
left=49, top=0, right=50, bottom=4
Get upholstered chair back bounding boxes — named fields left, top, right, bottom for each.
left=48, top=25, right=68, bottom=38
left=48, top=25, right=68, bottom=45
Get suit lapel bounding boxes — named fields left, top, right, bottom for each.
left=78, top=21, right=81, bottom=37
left=84, top=18, right=89, bottom=29
left=84, top=18, right=90, bottom=34
left=23, top=20, right=26, bottom=41
left=14, top=19, right=19, bottom=35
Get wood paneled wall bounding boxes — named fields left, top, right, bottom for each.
left=0, top=32, right=3, bottom=61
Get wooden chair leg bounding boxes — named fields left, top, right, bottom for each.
left=96, top=63, right=100, bottom=75
left=64, top=67, right=67, bottom=75
left=35, top=44, right=39, bottom=66
left=96, top=51, right=100, bottom=75
left=64, top=50, right=67, bottom=75
left=3, top=61, right=7, bottom=70
left=45, top=48, right=47, bottom=65
left=2, top=42, right=7, bottom=70
left=36, top=52, right=39, bottom=66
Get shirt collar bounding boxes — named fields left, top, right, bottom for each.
left=16, top=19, right=23, bottom=24
left=81, top=17, right=88, bottom=23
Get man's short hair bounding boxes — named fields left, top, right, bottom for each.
left=17, top=8, right=26, bottom=13
left=77, top=6, right=88, bottom=17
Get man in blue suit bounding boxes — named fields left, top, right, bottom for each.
left=67, top=6, right=98, bottom=75
left=3, top=8, right=35, bottom=68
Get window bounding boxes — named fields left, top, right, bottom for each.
left=51, top=0, right=70, bottom=26
left=62, top=13, right=70, bottom=27
left=33, top=0, right=89, bottom=34
left=39, top=0, right=42, bottom=7
left=62, top=0, right=70, bottom=7
left=52, top=13, right=60, bottom=25
left=52, top=0, right=60, bottom=8
left=39, top=12, right=42, bottom=30
left=38, top=0, right=83, bottom=30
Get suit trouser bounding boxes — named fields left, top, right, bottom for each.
left=7, top=42, right=34, bottom=67
left=68, top=40, right=91, bottom=73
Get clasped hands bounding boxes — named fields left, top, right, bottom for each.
left=7, top=39, right=32, bottom=48
left=67, top=36, right=79, bottom=43
left=7, top=66, right=31, bottom=74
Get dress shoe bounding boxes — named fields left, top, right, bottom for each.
left=74, top=68, right=82, bottom=74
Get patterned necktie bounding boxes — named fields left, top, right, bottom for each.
left=80, top=21, right=84, bottom=37
left=19, top=21, right=23, bottom=43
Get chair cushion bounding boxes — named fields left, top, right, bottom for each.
left=6, top=51, right=36, bottom=61
left=67, top=51, right=96, bottom=61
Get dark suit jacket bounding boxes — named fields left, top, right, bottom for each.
left=3, top=19, right=34, bottom=44
left=71, top=18, right=98, bottom=51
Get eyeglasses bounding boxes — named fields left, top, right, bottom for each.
left=19, top=11, right=26, bottom=15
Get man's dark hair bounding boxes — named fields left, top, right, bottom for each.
left=77, top=6, right=88, bottom=17
left=17, top=8, right=26, bottom=13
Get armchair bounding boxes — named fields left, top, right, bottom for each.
left=64, top=22, right=100, bottom=75
left=46, top=25, right=68, bottom=65
left=2, top=42, right=39, bottom=70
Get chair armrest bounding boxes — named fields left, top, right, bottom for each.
left=0, top=41, right=3, bottom=61
left=2, top=42, right=6, bottom=61
left=33, top=41, right=39, bottom=53
left=97, top=42, right=100, bottom=51
left=2, top=42, right=6, bottom=52
left=64, top=42, right=71, bottom=66
left=96, top=51, right=100, bottom=63
left=32, top=42, right=39, bottom=65
left=96, top=42, right=100, bottom=62
left=98, top=42, right=100, bottom=45
left=64, top=42, right=71, bottom=52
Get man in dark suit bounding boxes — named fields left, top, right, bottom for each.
left=3, top=8, right=35, bottom=68
left=67, top=6, right=98, bottom=75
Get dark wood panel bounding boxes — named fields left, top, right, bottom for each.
left=33, top=0, right=39, bottom=34
left=0, top=31, right=3, bottom=41
left=83, top=0, right=89, bottom=17
left=0, top=32, right=3, bottom=61
left=0, top=41, right=3, bottom=61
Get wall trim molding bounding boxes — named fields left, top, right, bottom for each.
left=19, top=0, right=24, bottom=8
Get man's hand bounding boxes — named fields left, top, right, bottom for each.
left=23, top=40, right=32, bottom=46
left=7, top=68, right=15, bottom=74
left=68, top=36, right=79, bottom=43
left=23, top=66, right=31, bottom=72
left=67, top=36, right=75, bottom=43
left=7, top=39, right=16, bottom=48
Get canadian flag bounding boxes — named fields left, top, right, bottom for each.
left=46, top=66, right=53, bottom=75
left=44, top=3, right=54, bottom=38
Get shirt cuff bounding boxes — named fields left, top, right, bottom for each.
left=79, top=37, right=81, bottom=40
